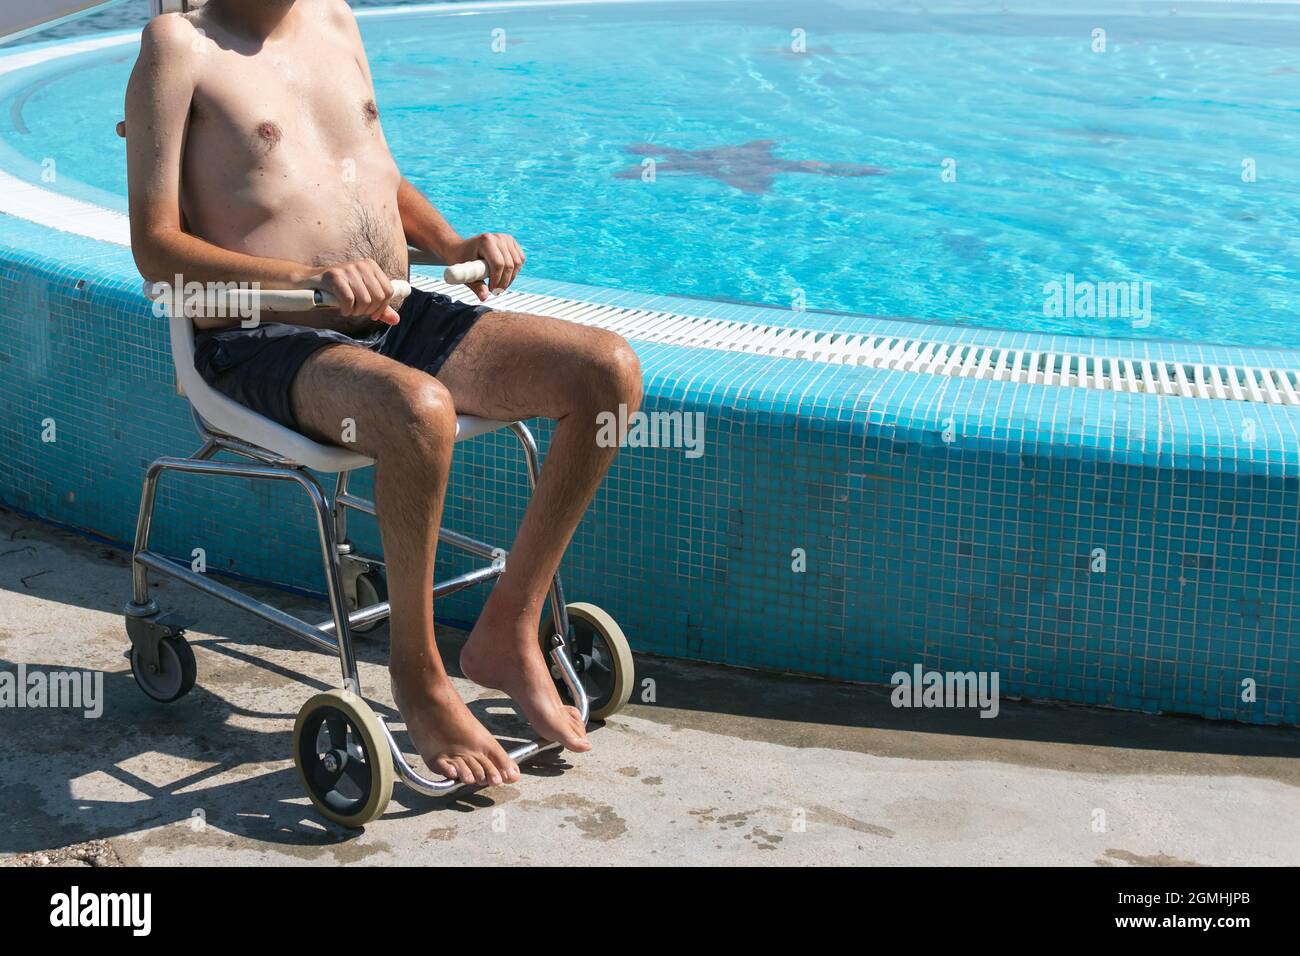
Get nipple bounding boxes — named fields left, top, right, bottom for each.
left=256, top=121, right=282, bottom=147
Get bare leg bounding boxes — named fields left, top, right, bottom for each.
left=290, top=344, right=520, bottom=786
left=435, top=311, right=643, bottom=749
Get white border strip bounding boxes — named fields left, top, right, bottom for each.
left=0, top=167, right=129, bottom=243
left=0, top=28, right=134, bottom=73
left=410, top=275, right=1300, bottom=406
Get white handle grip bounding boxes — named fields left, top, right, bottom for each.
left=313, top=279, right=412, bottom=312
left=443, top=260, right=489, bottom=285
left=146, top=279, right=412, bottom=314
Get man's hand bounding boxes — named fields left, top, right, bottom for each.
left=298, top=258, right=401, bottom=325
left=449, top=232, right=526, bottom=302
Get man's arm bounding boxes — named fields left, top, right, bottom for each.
left=126, top=17, right=302, bottom=289
left=125, top=15, right=399, bottom=327
left=335, top=0, right=526, bottom=303
left=397, top=177, right=464, bottom=264
left=397, top=180, right=526, bottom=302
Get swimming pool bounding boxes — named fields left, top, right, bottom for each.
left=5, top=0, right=1300, bottom=346
left=0, top=1, right=1298, bottom=726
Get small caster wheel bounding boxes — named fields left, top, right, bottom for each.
left=538, top=602, right=634, bottom=720
left=293, top=689, right=393, bottom=828
left=350, top=570, right=388, bottom=635
left=129, top=634, right=197, bottom=703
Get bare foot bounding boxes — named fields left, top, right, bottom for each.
left=460, top=620, right=592, bottom=754
left=390, top=674, right=520, bottom=786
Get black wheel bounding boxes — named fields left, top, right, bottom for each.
left=129, top=634, right=197, bottom=703
left=538, top=602, right=634, bottom=720
left=293, top=690, right=393, bottom=828
left=351, top=570, right=388, bottom=635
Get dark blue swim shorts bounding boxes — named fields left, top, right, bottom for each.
left=192, top=287, right=490, bottom=430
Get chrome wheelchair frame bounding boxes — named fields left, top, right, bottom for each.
left=123, top=404, right=630, bottom=827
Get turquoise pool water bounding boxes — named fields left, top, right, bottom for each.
left=3, top=0, right=1299, bottom=346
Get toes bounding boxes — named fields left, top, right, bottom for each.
left=434, top=757, right=459, bottom=780
left=561, top=719, right=593, bottom=753
left=488, top=747, right=520, bottom=784
left=464, top=755, right=488, bottom=785
left=480, top=752, right=504, bottom=787
left=486, top=749, right=514, bottom=785
left=451, top=756, right=475, bottom=784
left=566, top=708, right=591, bottom=739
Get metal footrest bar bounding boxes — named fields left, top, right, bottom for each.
left=385, top=639, right=590, bottom=797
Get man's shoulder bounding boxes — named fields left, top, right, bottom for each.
left=311, top=0, right=368, bottom=61
left=139, top=12, right=203, bottom=64
left=142, top=11, right=201, bottom=45
left=321, top=0, right=362, bottom=30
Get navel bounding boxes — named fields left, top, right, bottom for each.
left=363, top=99, right=379, bottom=124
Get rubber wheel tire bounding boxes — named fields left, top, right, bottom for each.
left=129, top=634, right=197, bottom=703
left=351, top=570, right=388, bottom=636
left=538, top=602, right=634, bottom=720
left=293, top=689, right=394, bottom=828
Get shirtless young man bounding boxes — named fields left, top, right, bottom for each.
left=125, top=0, right=642, bottom=786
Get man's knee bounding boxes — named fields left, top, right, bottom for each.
left=385, top=376, right=458, bottom=457
left=585, top=332, right=643, bottom=413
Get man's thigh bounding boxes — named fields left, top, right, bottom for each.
left=433, top=310, right=623, bottom=422
left=289, top=342, right=447, bottom=454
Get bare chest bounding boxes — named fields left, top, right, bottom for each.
left=185, top=45, right=388, bottom=183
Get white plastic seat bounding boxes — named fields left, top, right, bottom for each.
left=168, top=306, right=506, bottom=472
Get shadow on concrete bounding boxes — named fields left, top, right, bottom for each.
left=627, top=653, right=1300, bottom=776
left=0, top=650, right=564, bottom=855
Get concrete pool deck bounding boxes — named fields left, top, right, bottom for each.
left=1, top=508, right=1296, bottom=867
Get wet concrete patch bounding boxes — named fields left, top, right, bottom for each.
left=3, top=838, right=123, bottom=867
left=805, top=804, right=894, bottom=839
left=523, top=793, right=628, bottom=841
left=1099, top=848, right=1206, bottom=868
left=744, top=826, right=782, bottom=851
